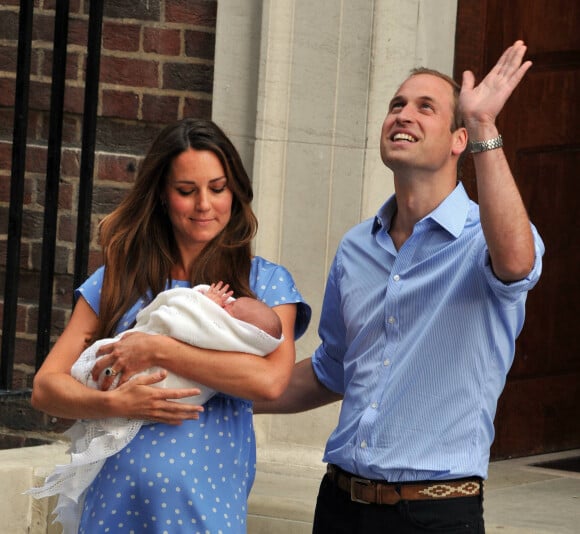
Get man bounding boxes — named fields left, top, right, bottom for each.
left=255, top=41, right=544, bottom=533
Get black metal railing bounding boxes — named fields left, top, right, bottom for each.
left=1, top=0, right=104, bottom=391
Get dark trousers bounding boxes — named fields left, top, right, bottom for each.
left=312, top=473, right=485, bottom=534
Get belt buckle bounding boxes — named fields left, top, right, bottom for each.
left=350, top=476, right=372, bottom=504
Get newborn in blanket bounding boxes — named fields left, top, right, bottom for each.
left=73, top=282, right=283, bottom=404
left=28, top=283, right=282, bottom=525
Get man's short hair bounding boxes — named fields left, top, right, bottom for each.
left=409, top=67, right=463, bottom=132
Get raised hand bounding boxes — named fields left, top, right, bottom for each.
left=460, top=40, right=532, bottom=127
left=205, top=281, right=234, bottom=307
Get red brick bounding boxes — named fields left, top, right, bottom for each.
left=103, top=22, right=140, bottom=52
left=0, top=109, right=14, bottom=141
left=34, top=111, right=80, bottom=145
left=60, top=148, right=80, bottom=178
left=57, top=180, right=74, bottom=210
left=40, top=49, right=81, bottom=81
left=32, top=13, right=55, bottom=43
left=183, top=96, right=212, bottom=119
left=0, top=172, right=9, bottom=201
left=143, top=27, right=181, bottom=56
left=96, top=152, right=138, bottom=184
left=184, top=30, right=215, bottom=60
left=104, top=3, right=160, bottom=21
left=60, top=115, right=83, bottom=145
left=88, top=249, right=104, bottom=273
left=1, top=173, right=35, bottom=205
left=163, top=62, right=213, bottom=92
left=13, top=338, right=36, bottom=368
left=26, top=145, right=47, bottom=174
left=0, top=141, right=11, bottom=171
left=0, top=9, right=19, bottom=40
left=142, top=94, right=179, bottom=123
left=44, top=0, right=83, bottom=13
left=0, top=77, right=15, bottom=107
left=101, top=89, right=139, bottom=120
left=63, top=85, right=85, bottom=114
left=58, top=213, right=75, bottom=242
left=28, top=80, right=52, bottom=111
left=165, top=0, right=217, bottom=27
left=67, top=16, right=89, bottom=47
left=19, top=303, right=33, bottom=333
left=100, top=56, right=159, bottom=88
left=0, top=44, right=17, bottom=71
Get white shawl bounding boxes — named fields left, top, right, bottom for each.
left=28, top=285, right=282, bottom=533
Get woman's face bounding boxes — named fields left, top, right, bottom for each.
left=164, top=148, right=233, bottom=257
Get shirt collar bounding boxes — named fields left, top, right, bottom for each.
left=372, top=182, right=470, bottom=238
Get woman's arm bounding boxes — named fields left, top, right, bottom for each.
left=92, top=303, right=300, bottom=402
left=31, top=297, right=203, bottom=424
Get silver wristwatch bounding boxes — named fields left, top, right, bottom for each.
left=468, top=135, right=503, bottom=154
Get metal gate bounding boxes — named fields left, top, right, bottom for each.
left=1, top=0, right=104, bottom=392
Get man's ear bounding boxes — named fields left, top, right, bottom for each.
left=452, top=127, right=468, bottom=156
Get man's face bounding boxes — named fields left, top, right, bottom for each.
left=380, top=73, right=462, bottom=175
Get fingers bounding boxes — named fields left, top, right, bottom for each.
left=140, top=400, right=205, bottom=425
left=207, top=281, right=234, bottom=305
left=109, top=376, right=205, bottom=425
left=461, top=70, right=475, bottom=92
left=493, top=40, right=532, bottom=84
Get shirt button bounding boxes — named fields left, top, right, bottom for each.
left=388, top=316, right=396, bottom=324
left=371, top=402, right=378, bottom=409
left=383, top=359, right=391, bottom=366
left=360, top=441, right=367, bottom=448
left=393, top=274, right=400, bottom=281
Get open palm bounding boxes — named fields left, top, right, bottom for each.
left=460, top=40, right=532, bottom=125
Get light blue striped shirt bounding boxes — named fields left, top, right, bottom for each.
left=312, top=183, right=544, bottom=481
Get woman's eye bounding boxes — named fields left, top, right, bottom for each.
left=177, top=189, right=195, bottom=196
left=211, top=186, right=227, bottom=194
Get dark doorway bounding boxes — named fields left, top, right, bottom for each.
left=455, top=0, right=580, bottom=458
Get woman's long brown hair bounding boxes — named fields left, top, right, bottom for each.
left=94, top=119, right=258, bottom=339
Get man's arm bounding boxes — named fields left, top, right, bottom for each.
left=253, top=357, right=342, bottom=414
left=460, top=40, right=536, bottom=282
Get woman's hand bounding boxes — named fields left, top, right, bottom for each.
left=108, top=370, right=204, bottom=425
left=91, top=331, right=161, bottom=389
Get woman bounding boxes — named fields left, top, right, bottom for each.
left=31, top=118, right=311, bottom=533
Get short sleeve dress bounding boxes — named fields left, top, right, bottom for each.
left=76, top=256, right=311, bottom=534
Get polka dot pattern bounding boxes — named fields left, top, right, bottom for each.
left=79, top=398, right=254, bottom=533
left=75, top=256, right=310, bottom=533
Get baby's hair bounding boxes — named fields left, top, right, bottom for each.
left=235, top=297, right=282, bottom=339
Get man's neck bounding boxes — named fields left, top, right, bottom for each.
left=389, top=169, right=456, bottom=250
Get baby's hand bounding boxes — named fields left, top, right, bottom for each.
left=205, top=281, right=234, bottom=307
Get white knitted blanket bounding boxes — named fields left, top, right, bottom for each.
left=28, top=285, right=282, bottom=533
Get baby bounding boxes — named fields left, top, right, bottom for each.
left=72, top=281, right=283, bottom=404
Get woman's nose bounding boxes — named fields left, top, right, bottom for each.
left=195, top=191, right=211, bottom=211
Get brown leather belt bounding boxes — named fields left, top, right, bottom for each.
left=326, top=464, right=482, bottom=505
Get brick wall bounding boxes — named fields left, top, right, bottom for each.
left=0, top=0, right=217, bottom=390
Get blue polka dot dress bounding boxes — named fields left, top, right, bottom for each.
left=74, top=257, right=311, bottom=533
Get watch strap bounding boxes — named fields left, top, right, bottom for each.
left=469, top=134, right=503, bottom=153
